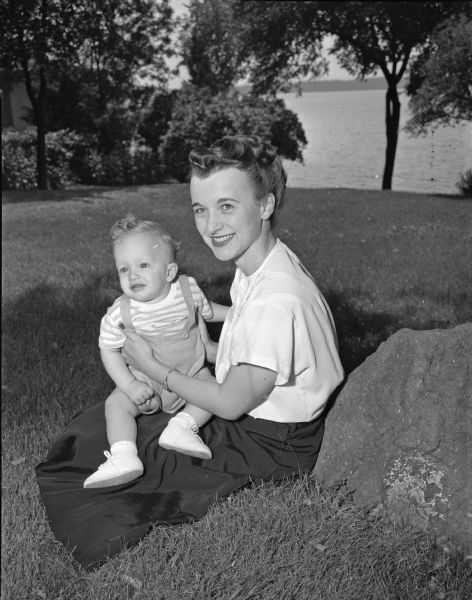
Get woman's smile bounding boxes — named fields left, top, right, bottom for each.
left=211, top=233, right=235, bottom=247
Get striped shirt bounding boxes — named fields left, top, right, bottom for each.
left=99, top=276, right=213, bottom=349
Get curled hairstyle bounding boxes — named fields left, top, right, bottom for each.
left=110, top=214, right=178, bottom=261
left=188, top=135, right=287, bottom=222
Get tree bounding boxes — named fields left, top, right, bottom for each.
left=405, top=13, right=472, bottom=134
left=1, top=0, right=81, bottom=188
left=236, top=1, right=466, bottom=190
left=322, top=1, right=468, bottom=190
left=159, top=83, right=307, bottom=182
left=0, top=0, right=174, bottom=189
left=172, top=0, right=308, bottom=178
left=179, top=0, right=246, bottom=94
left=235, top=0, right=328, bottom=95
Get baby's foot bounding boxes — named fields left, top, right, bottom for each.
left=159, top=413, right=212, bottom=460
left=83, top=450, right=143, bottom=488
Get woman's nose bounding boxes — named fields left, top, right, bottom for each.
left=207, top=211, right=222, bottom=234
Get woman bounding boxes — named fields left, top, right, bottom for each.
left=36, top=135, right=344, bottom=571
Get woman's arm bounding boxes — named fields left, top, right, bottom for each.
left=122, top=331, right=276, bottom=420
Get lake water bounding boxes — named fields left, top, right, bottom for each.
left=280, top=89, right=472, bottom=195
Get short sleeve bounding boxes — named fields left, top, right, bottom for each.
left=231, top=299, right=296, bottom=385
left=188, top=277, right=213, bottom=320
left=98, top=299, right=126, bottom=349
left=199, top=291, right=213, bottom=320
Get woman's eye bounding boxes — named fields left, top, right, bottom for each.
left=193, top=206, right=205, bottom=215
left=221, top=203, right=233, bottom=212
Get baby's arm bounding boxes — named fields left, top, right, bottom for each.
left=100, top=347, right=154, bottom=406
left=207, top=301, right=230, bottom=322
left=198, top=302, right=229, bottom=363
left=196, top=315, right=218, bottom=363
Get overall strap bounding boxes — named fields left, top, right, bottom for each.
left=119, top=295, right=136, bottom=333
left=178, top=275, right=197, bottom=329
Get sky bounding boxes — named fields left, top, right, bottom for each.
left=169, top=0, right=352, bottom=83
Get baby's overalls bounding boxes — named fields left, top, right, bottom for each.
left=119, top=275, right=207, bottom=414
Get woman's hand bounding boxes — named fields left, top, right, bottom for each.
left=122, top=330, right=155, bottom=373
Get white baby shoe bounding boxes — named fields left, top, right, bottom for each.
left=83, top=449, right=144, bottom=488
left=159, top=412, right=212, bottom=460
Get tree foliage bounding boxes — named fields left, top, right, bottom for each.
left=0, top=0, right=174, bottom=188
left=405, top=13, right=472, bottom=134
left=235, top=0, right=328, bottom=94
left=172, top=0, right=308, bottom=182
left=179, top=0, right=245, bottom=93
left=159, top=84, right=307, bottom=182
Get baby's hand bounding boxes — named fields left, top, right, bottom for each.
left=125, top=380, right=154, bottom=407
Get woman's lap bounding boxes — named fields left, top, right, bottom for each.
left=36, top=400, right=324, bottom=570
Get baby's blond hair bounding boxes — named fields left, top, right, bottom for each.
left=110, top=214, right=178, bottom=261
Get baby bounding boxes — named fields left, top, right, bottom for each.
left=84, top=214, right=228, bottom=488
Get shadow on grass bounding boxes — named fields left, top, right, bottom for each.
left=2, top=272, right=468, bottom=429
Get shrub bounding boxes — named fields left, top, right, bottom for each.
left=456, top=168, right=472, bottom=198
left=43, top=129, right=84, bottom=189
left=158, top=84, right=307, bottom=182
left=2, top=127, right=82, bottom=190
left=2, top=128, right=163, bottom=189
left=1, top=128, right=37, bottom=190
left=93, top=136, right=162, bottom=186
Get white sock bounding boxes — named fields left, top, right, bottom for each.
left=110, top=440, right=138, bottom=455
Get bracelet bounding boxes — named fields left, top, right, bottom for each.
left=161, top=368, right=177, bottom=393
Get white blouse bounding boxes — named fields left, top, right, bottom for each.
left=215, top=240, right=344, bottom=423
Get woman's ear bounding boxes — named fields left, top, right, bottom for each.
left=260, top=193, right=276, bottom=221
left=166, top=262, right=179, bottom=282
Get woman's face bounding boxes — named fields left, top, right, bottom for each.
left=190, top=167, right=271, bottom=270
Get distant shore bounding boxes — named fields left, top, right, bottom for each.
left=239, top=77, right=395, bottom=94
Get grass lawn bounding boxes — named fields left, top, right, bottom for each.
left=2, top=184, right=472, bottom=599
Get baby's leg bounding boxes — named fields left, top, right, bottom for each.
left=183, top=366, right=215, bottom=425
left=83, top=389, right=143, bottom=488
left=158, top=368, right=215, bottom=460
left=105, top=387, right=140, bottom=446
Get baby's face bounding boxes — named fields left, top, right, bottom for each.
left=114, top=233, right=175, bottom=302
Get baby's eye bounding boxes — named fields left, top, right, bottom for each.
left=119, top=267, right=127, bottom=274
left=140, top=263, right=150, bottom=269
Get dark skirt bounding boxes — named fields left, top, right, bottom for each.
left=36, top=401, right=324, bottom=571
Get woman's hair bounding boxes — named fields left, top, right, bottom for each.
left=110, top=214, right=178, bottom=261
left=188, top=135, right=287, bottom=222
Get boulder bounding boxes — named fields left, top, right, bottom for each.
left=313, top=323, right=472, bottom=551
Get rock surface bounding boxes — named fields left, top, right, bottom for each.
left=313, top=323, right=472, bottom=551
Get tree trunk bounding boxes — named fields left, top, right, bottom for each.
left=36, top=109, right=48, bottom=190
left=382, top=83, right=401, bottom=190
left=22, top=62, right=48, bottom=189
